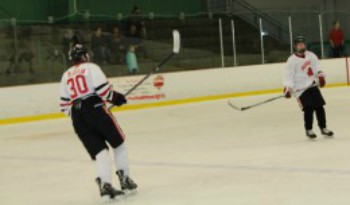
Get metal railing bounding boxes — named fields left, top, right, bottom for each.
left=0, top=10, right=349, bottom=87
left=207, top=0, right=291, bottom=44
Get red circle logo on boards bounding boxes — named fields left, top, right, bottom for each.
left=153, top=75, right=164, bottom=89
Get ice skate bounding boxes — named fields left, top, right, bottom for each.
left=306, top=130, right=317, bottom=139
left=96, top=177, right=124, bottom=201
left=321, top=128, right=334, bottom=137
left=116, top=170, right=138, bottom=194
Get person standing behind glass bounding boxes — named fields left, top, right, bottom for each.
left=127, top=6, right=148, bottom=60
left=329, top=21, right=345, bottom=58
left=91, top=26, right=110, bottom=64
left=110, top=26, right=126, bottom=64
left=126, top=45, right=138, bottom=75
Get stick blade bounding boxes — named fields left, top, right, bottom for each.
left=172, top=30, right=181, bottom=53
left=227, top=101, right=243, bottom=111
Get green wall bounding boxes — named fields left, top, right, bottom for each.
left=0, top=0, right=205, bottom=22
left=0, top=0, right=69, bottom=21
left=74, top=0, right=205, bottom=16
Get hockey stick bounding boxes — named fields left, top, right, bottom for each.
left=108, top=30, right=181, bottom=110
left=228, top=95, right=284, bottom=111
left=228, top=83, right=319, bottom=111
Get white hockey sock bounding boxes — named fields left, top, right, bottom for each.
left=113, top=143, right=129, bottom=175
left=95, top=149, right=112, bottom=184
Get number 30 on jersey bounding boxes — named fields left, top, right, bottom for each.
left=67, top=75, right=89, bottom=99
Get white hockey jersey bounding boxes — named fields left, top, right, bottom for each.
left=284, top=51, right=320, bottom=98
left=59, top=62, right=113, bottom=115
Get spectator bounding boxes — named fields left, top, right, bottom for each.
left=62, top=29, right=73, bottom=61
left=6, top=41, right=34, bottom=74
left=128, top=25, right=141, bottom=45
left=18, top=42, right=34, bottom=74
left=126, top=45, right=138, bottom=75
left=5, top=42, right=16, bottom=75
left=45, top=48, right=61, bottom=63
left=128, top=6, right=147, bottom=39
left=127, top=6, right=148, bottom=60
left=109, top=26, right=126, bottom=64
left=329, top=20, right=345, bottom=58
left=19, top=26, right=32, bottom=41
left=127, top=24, right=148, bottom=60
left=91, top=26, right=110, bottom=64
left=72, top=30, right=85, bottom=45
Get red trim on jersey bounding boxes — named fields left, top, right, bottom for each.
left=295, top=53, right=305, bottom=58
left=103, top=107, right=125, bottom=140
left=301, top=61, right=311, bottom=71
left=114, top=121, right=126, bottom=140
left=99, top=87, right=111, bottom=97
left=59, top=102, right=71, bottom=107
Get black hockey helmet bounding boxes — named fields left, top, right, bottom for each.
left=69, top=44, right=89, bottom=64
left=293, top=36, right=306, bottom=45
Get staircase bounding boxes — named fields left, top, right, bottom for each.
left=146, top=15, right=290, bottom=67
left=207, top=0, right=291, bottom=44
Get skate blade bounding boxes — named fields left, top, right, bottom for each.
left=100, top=194, right=126, bottom=203
left=323, top=136, right=334, bottom=139
left=113, top=194, right=126, bottom=201
left=124, top=189, right=137, bottom=196
left=100, top=195, right=112, bottom=203
left=306, top=136, right=317, bottom=141
left=322, top=133, right=334, bottom=138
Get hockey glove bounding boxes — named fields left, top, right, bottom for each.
left=110, top=91, right=127, bottom=106
left=284, top=87, right=292, bottom=99
left=317, top=71, right=326, bottom=88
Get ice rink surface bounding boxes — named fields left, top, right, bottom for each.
left=1, top=87, right=350, bottom=205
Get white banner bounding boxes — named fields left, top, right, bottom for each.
left=0, top=58, right=347, bottom=119
left=111, top=74, right=167, bottom=103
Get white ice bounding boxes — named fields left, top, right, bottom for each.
left=1, top=87, right=350, bottom=205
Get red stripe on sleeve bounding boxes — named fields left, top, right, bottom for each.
left=99, top=87, right=111, bottom=97
left=60, top=102, right=71, bottom=107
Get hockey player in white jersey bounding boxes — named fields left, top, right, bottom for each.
left=284, top=36, right=334, bottom=139
left=59, top=44, right=137, bottom=199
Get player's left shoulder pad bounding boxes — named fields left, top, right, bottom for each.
left=307, top=51, right=319, bottom=60
left=84, top=62, right=100, bottom=69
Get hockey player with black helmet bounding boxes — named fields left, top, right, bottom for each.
left=284, top=36, right=334, bottom=139
left=59, top=44, right=137, bottom=200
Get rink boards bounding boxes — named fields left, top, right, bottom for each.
left=0, top=58, right=348, bottom=124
